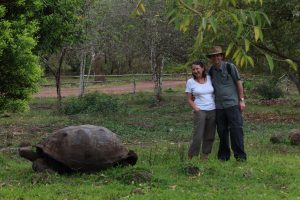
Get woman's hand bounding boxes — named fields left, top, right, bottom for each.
left=187, top=93, right=200, bottom=111
left=194, top=108, right=200, bottom=112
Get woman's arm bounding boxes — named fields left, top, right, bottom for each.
left=187, top=93, right=200, bottom=112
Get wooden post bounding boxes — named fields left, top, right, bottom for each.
left=133, top=76, right=136, bottom=94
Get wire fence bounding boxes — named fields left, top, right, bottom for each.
left=36, top=74, right=188, bottom=97
left=37, top=73, right=296, bottom=97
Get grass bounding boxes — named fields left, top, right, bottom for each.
left=1, top=91, right=300, bottom=199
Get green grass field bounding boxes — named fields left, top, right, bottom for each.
left=0, top=91, right=300, bottom=199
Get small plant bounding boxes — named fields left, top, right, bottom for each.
left=254, top=79, right=284, bottom=100
left=0, top=99, right=30, bottom=113
left=116, top=168, right=153, bottom=184
left=164, top=88, right=176, bottom=93
left=63, top=92, right=126, bottom=115
left=243, top=79, right=254, bottom=91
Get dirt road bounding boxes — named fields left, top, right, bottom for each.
left=34, top=80, right=186, bottom=97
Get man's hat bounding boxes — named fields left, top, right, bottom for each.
left=207, top=46, right=224, bottom=57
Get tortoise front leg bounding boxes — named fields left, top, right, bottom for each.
left=32, top=158, right=55, bottom=173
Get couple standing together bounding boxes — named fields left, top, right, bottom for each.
left=186, top=46, right=247, bottom=161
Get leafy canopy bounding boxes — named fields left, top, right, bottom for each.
left=135, top=0, right=297, bottom=71
left=0, top=1, right=42, bottom=112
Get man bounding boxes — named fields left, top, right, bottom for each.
left=207, top=46, right=247, bottom=161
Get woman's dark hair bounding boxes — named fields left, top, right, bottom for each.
left=191, top=60, right=206, bottom=79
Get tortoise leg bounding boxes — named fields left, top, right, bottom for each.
left=43, top=156, right=72, bottom=174
left=19, top=146, right=39, bottom=162
left=32, top=158, right=55, bottom=173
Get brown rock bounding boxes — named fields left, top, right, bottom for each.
left=290, top=130, right=300, bottom=145
left=270, top=133, right=286, bottom=144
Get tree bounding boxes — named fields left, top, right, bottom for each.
left=253, top=0, right=300, bottom=93
left=153, top=0, right=299, bottom=93
left=133, top=0, right=192, bottom=101
left=0, top=1, right=42, bottom=112
left=37, top=0, right=85, bottom=105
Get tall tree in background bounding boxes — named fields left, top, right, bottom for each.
left=37, top=0, right=85, bottom=104
left=133, top=0, right=192, bottom=101
left=254, top=0, right=300, bottom=93
left=0, top=1, right=42, bottom=112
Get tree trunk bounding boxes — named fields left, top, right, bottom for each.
left=56, top=48, right=67, bottom=108
left=150, top=45, right=156, bottom=82
left=155, top=56, right=165, bottom=101
left=79, top=51, right=87, bottom=97
left=86, top=49, right=95, bottom=84
left=128, top=55, right=132, bottom=72
left=93, top=53, right=106, bottom=82
left=289, top=61, right=300, bottom=94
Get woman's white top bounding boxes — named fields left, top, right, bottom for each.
left=185, top=75, right=216, bottom=111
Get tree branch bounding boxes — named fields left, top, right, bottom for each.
left=178, top=0, right=202, bottom=16
left=41, top=56, right=56, bottom=77
left=254, top=43, right=300, bottom=62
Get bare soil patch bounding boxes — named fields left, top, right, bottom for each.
left=244, top=112, right=300, bottom=123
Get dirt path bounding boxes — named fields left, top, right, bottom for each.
left=34, top=80, right=186, bottom=97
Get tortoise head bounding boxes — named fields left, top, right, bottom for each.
left=19, top=146, right=40, bottom=162
left=113, top=150, right=138, bottom=167
left=126, top=150, right=138, bottom=166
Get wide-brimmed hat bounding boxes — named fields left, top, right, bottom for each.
left=207, top=46, right=224, bottom=57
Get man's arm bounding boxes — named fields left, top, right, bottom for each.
left=237, top=80, right=245, bottom=111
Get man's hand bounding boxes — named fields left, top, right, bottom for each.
left=239, top=100, right=246, bottom=111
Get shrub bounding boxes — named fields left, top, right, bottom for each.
left=243, top=79, right=255, bottom=91
left=0, top=98, right=30, bottom=113
left=254, top=80, right=284, bottom=100
left=63, top=93, right=126, bottom=115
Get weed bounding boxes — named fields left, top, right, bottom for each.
left=63, top=92, right=126, bottom=115
left=254, top=79, right=284, bottom=99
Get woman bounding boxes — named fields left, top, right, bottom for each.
left=185, top=60, right=216, bottom=160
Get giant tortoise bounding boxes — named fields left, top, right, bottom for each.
left=19, top=125, right=137, bottom=173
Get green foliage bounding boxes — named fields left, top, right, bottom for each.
left=164, top=88, right=176, bottom=93
left=0, top=2, right=42, bottom=113
left=3, top=99, right=30, bottom=113
left=63, top=93, right=126, bottom=115
left=254, top=79, right=284, bottom=99
left=164, top=63, right=187, bottom=73
left=36, top=0, right=85, bottom=54
left=258, top=0, right=300, bottom=93
left=243, top=79, right=255, bottom=91
left=165, top=0, right=271, bottom=67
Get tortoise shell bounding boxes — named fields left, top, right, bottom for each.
left=36, top=125, right=129, bottom=171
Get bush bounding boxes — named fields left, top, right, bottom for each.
left=243, top=79, right=255, bottom=91
left=0, top=4, right=42, bottom=113
left=63, top=93, right=126, bottom=115
left=254, top=80, right=284, bottom=100
left=0, top=98, right=30, bottom=113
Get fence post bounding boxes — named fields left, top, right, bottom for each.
left=133, top=75, right=136, bottom=94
